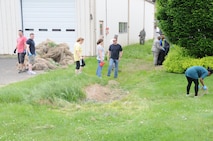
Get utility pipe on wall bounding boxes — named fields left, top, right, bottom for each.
left=127, top=0, right=130, bottom=45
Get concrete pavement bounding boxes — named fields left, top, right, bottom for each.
left=0, top=56, right=38, bottom=87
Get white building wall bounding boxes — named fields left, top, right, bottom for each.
left=0, top=0, right=154, bottom=55
left=144, top=1, right=155, bottom=40
left=0, top=0, right=22, bottom=54
left=95, top=0, right=107, bottom=50
left=76, top=0, right=96, bottom=56
left=129, top=0, right=145, bottom=44
left=95, top=0, right=129, bottom=50
left=95, top=0, right=154, bottom=51
left=106, top=0, right=128, bottom=47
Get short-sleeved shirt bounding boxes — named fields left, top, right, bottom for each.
left=26, top=39, right=36, bottom=54
left=109, top=44, right=122, bottom=60
left=185, top=66, right=208, bottom=79
left=74, top=42, right=82, bottom=61
left=97, top=45, right=105, bottom=61
left=17, top=36, right=27, bottom=53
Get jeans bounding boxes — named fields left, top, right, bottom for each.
left=96, top=60, right=103, bottom=77
left=107, top=58, right=119, bottom=78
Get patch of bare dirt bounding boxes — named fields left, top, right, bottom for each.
left=85, top=80, right=128, bottom=102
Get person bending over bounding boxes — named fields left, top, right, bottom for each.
left=185, top=66, right=213, bottom=97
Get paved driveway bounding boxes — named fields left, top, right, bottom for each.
left=0, top=56, right=38, bottom=87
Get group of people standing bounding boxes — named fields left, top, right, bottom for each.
left=151, top=35, right=170, bottom=66
left=14, top=29, right=213, bottom=97
left=73, top=36, right=123, bottom=78
left=15, top=30, right=36, bottom=75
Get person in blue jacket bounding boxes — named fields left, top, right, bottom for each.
left=185, top=66, right=213, bottom=97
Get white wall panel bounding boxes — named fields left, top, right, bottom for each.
left=145, top=1, right=155, bottom=40
left=22, top=0, right=77, bottom=53
left=0, top=0, right=22, bottom=54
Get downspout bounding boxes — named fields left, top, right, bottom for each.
left=93, top=0, right=97, bottom=55
left=89, top=0, right=92, bottom=56
left=105, top=0, right=108, bottom=47
left=20, top=0, right=24, bottom=31
left=127, top=0, right=130, bottom=45
left=143, top=0, right=145, bottom=29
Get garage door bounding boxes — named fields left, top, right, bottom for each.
left=22, top=0, right=77, bottom=51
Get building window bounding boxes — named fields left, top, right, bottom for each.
left=119, top=22, right=128, bottom=33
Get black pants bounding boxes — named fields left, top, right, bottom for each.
left=157, top=50, right=165, bottom=65
left=18, top=53, right=26, bottom=64
left=186, top=76, right=199, bottom=96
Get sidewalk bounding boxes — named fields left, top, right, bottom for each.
left=0, top=56, right=39, bottom=87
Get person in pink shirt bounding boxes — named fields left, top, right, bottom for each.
left=16, top=30, right=27, bottom=73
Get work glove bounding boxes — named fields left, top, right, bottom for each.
left=13, top=48, right=16, bottom=54
left=202, top=85, right=207, bottom=90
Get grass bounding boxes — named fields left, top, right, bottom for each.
left=0, top=40, right=213, bottom=140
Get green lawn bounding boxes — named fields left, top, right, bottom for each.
left=0, top=40, right=213, bottom=141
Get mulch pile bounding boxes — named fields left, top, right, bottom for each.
left=25, top=39, right=74, bottom=70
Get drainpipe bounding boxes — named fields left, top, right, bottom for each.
left=127, top=0, right=130, bottom=45
left=20, top=0, right=24, bottom=31
left=105, top=0, right=108, bottom=48
left=143, top=0, right=145, bottom=30
left=93, top=0, right=97, bottom=55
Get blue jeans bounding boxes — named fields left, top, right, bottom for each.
left=107, top=58, right=119, bottom=78
left=96, top=60, right=103, bottom=77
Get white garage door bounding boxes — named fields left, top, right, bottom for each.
left=22, top=0, right=77, bottom=51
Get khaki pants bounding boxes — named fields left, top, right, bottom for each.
left=153, top=51, right=160, bottom=65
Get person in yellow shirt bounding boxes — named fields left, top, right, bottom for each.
left=74, top=37, right=84, bottom=74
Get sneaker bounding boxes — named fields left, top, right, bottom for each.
left=28, top=71, right=36, bottom=75
left=194, top=95, right=198, bottom=98
left=22, top=68, right=28, bottom=72
left=186, top=94, right=189, bottom=97
left=18, top=70, right=22, bottom=73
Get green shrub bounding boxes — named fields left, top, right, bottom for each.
left=163, top=46, right=213, bottom=73
left=156, top=0, right=213, bottom=57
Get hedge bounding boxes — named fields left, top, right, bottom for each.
left=163, top=46, right=213, bottom=73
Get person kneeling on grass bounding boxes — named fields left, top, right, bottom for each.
left=185, top=66, right=213, bottom=97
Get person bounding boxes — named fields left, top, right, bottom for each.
left=157, top=35, right=168, bottom=65
left=110, top=34, right=118, bottom=45
left=96, top=39, right=105, bottom=78
left=26, top=33, right=36, bottom=75
left=16, top=30, right=27, bottom=73
left=108, top=34, right=118, bottom=70
left=74, top=37, right=84, bottom=74
left=107, top=38, right=123, bottom=78
left=151, top=36, right=165, bottom=66
left=185, top=66, right=213, bottom=97
left=139, top=29, right=146, bottom=45
left=164, top=38, right=170, bottom=56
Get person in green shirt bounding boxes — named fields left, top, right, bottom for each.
left=185, top=66, right=213, bottom=97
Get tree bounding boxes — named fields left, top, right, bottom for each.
left=156, top=0, right=213, bottom=57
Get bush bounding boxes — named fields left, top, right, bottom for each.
left=163, top=46, right=213, bottom=73
left=156, top=0, right=213, bottom=57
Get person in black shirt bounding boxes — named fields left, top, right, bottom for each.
left=107, top=38, right=123, bottom=78
left=26, top=33, right=36, bottom=75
